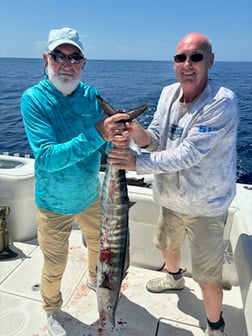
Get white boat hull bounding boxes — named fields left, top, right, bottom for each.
left=0, top=155, right=251, bottom=335
left=0, top=155, right=36, bottom=241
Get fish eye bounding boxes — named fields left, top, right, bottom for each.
left=107, top=304, right=112, bottom=311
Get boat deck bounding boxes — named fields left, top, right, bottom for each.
left=0, top=226, right=248, bottom=336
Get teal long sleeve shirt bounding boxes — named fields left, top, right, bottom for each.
left=21, top=78, right=108, bottom=214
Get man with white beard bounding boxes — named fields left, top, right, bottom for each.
left=21, top=27, right=130, bottom=336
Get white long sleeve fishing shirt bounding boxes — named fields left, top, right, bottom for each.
left=136, top=80, right=239, bottom=216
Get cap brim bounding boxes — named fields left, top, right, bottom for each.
left=48, top=39, right=85, bottom=55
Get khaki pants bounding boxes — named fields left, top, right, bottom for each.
left=155, top=207, right=227, bottom=284
left=37, top=198, right=100, bottom=313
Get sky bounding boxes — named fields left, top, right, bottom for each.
left=0, top=0, right=251, bottom=61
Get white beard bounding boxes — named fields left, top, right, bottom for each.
left=47, top=67, right=81, bottom=96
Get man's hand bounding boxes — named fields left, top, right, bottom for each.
left=107, top=147, right=137, bottom=171
left=96, top=113, right=131, bottom=148
left=123, top=119, right=151, bottom=148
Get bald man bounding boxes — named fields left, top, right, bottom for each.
left=108, top=32, right=238, bottom=336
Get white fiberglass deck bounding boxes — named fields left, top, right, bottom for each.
left=0, top=227, right=247, bottom=336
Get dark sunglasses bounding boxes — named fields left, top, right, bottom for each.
left=49, top=51, right=84, bottom=64
left=174, top=53, right=204, bottom=63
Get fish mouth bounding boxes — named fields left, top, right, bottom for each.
left=99, top=306, right=116, bottom=328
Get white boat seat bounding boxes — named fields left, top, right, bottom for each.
left=234, top=233, right=252, bottom=334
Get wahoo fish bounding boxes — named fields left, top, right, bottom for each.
left=96, top=95, right=148, bottom=328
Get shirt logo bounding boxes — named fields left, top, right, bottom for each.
left=168, top=124, right=183, bottom=140
left=199, top=126, right=213, bottom=133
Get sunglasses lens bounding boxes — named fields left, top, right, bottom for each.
left=51, top=52, right=65, bottom=63
left=191, top=53, right=204, bottom=62
left=174, top=53, right=204, bottom=63
left=174, top=54, right=186, bottom=63
left=49, top=52, right=83, bottom=64
left=69, top=53, right=83, bottom=64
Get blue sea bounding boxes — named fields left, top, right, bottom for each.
left=0, top=58, right=251, bottom=184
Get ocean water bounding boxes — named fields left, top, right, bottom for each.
left=0, top=58, right=251, bottom=184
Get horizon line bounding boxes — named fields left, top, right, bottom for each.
left=0, top=56, right=252, bottom=63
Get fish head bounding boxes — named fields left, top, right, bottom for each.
left=97, top=285, right=118, bottom=327
left=99, top=303, right=116, bottom=327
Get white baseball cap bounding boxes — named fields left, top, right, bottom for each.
left=47, top=27, right=85, bottom=55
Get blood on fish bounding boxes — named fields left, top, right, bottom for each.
left=99, top=247, right=113, bottom=263
left=96, top=95, right=148, bottom=327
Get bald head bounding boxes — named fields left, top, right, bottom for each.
left=176, top=32, right=213, bottom=55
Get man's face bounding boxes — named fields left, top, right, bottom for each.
left=173, top=40, right=214, bottom=101
left=44, top=44, right=86, bottom=96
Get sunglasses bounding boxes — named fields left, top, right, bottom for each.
left=174, top=53, right=204, bottom=63
left=49, top=51, right=84, bottom=64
